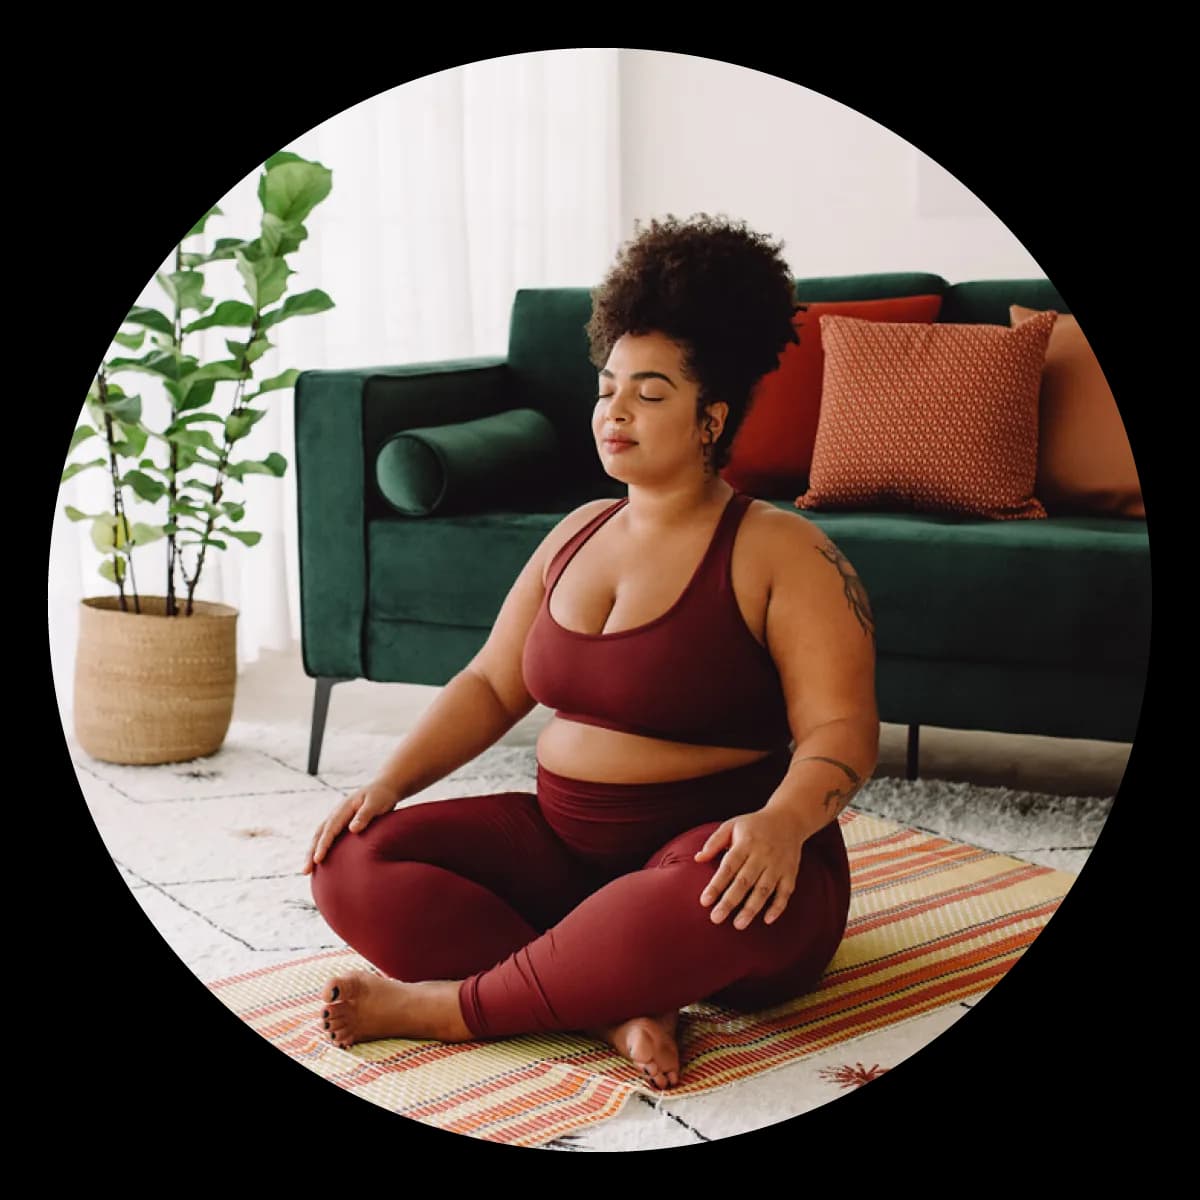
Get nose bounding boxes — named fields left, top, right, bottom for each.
left=600, top=387, right=632, bottom=422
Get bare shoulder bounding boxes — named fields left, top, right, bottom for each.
left=740, top=499, right=875, bottom=638
left=739, top=498, right=830, bottom=561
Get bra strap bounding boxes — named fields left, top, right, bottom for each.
left=544, top=498, right=628, bottom=591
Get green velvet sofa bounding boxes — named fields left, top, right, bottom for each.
left=294, top=273, right=1152, bottom=778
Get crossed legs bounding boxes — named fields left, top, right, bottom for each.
left=310, top=788, right=849, bottom=1085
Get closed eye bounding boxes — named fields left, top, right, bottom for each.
left=595, top=393, right=664, bottom=402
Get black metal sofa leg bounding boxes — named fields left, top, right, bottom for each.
left=308, top=677, right=352, bottom=776
left=906, top=724, right=920, bottom=782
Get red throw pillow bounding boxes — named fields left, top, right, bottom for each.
left=721, top=294, right=944, bottom=497
left=795, top=310, right=1058, bottom=520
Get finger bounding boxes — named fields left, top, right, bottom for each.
left=314, top=815, right=342, bottom=865
left=732, top=876, right=780, bottom=930
left=303, top=824, right=323, bottom=872
left=347, top=801, right=371, bottom=833
left=693, top=822, right=731, bottom=863
left=709, top=859, right=761, bottom=924
left=699, top=845, right=747, bottom=907
left=762, top=882, right=794, bottom=926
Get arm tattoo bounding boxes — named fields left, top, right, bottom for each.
left=797, top=755, right=867, bottom=815
left=816, top=539, right=875, bottom=641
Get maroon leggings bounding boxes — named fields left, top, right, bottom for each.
left=310, top=750, right=851, bottom=1040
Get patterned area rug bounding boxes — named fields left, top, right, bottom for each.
left=206, top=805, right=1075, bottom=1147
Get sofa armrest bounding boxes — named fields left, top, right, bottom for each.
left=294, top=357, right=509, bottom=680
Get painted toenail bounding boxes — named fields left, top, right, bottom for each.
left=331, top=987, right=340, bottom=1000
left=323, top=1021, right=329, bottom=1030
left=322, top=1010, right=329, bottom=1019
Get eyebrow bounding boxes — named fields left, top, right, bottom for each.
left=599, top=368, right=677, bottom=388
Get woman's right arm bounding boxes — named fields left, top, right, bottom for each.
left=302, top=499, right=613, bottom=874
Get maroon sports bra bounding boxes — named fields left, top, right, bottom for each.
left=522, top=491, right=793, bottom=752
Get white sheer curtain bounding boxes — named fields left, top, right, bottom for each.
left=48, top=49, right=622, bottom=724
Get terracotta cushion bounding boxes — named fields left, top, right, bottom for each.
left=1011, top=304, right=1144, bottom=518
left=721, top=294, right=943, bottom=497
left=795, top=310, right=1058, bottom=520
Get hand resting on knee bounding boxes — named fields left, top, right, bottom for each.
left=303, top=777, right=405, bottom=875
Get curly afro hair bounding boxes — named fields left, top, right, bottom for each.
left=586, top=213, right=802, bottom=472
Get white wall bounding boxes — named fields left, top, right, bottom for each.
left=618, top=50, right=1044, bottom=282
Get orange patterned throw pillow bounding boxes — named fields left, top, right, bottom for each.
left=795, top=309, right=1058, bottom=520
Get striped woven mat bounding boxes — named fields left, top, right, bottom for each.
left=208, top=808, right=1074, bottom=1146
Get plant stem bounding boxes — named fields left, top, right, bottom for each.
left=96, top=371, right=136, bottom=614
left=167, top=242, right=184, bottom=618
left=183, top=315, right=259, bottom=617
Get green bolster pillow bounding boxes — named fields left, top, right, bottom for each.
left=375, top=407, right=560, bottom=516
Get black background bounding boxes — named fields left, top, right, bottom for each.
left=33, top=37, right=1170, bottom=1179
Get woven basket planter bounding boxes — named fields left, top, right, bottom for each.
left=74, top=596, right=239, bottom=765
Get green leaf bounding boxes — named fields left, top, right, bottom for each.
left=260, top=213, right=309, bottom=258
left=220, top=500, right=246, bottom=522
left=259, top=289, right=334, bottom=331
left=99, top=557, right=127, bottom=584
left=69, top=426, right=98, bottom=453
left=64, top=505, right=91, bottom=522
left=167, top=427, right=222, bottom=454
left=156, top=270, right=211, bottom=315
left=121, top=470, right=166, bottom=502
left=219, top=527, right=262, bottom=547
left=225, top=408, right=267, bottom=442
left=259, top=156, right=332, bottom=226
left=185, top=204, right=223, bottom=238
left=103, top=392, right=142, bottom=423
left=179, top=537, right=228, bottom=550
left=169, top=412, right=225, bottom=430
left=225, top=336, right=271, bottom=365
left=236, top=251, right=291, bottom=310
left=106, top=349, right=198, bottom=382
left=114, top=329, right=146, bottom=351
left=112, top=423, right=149, bottom=459
left=246, top=368, right=300, bottom=399
left=124, top=306, right=174, bottom=335
left=62, top=458, right=107, bottom=483
left=91, top=514, right=131, bottom=553
left=130, top=522, right=166, bottom=547
left=225, top=451, right=286, bottom=481
left=182, top=300, right=257, bottom=334
left=168, top=377, right=217, bottom=414
left=185, top=360, right=246, bottom=384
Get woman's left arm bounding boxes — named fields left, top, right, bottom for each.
left=696, top=511, right=880, bottom=929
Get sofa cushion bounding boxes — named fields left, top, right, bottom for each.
left=1011, top=305, right=1145, bottom=519
left=375, top=408, right=559, bottom=516
left=366, top=504, right=1150, bottom=674
left=796, top=310, right=1057, bottom=519
left=798, top=509, right=1151, bottom=674
left=721, top=294, right=943, bottom=499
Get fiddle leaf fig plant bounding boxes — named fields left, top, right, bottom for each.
left=62, top=151, right=334, bottom=616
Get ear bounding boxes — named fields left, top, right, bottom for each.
left=703, top=400, right=730, bottom=442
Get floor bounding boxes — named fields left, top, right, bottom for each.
left=66, top=640, right=1132, bottom=1150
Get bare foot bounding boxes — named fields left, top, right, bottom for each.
left=594, top=1010, right=682, bottom=1090
left=319, top=972, right=473, bottom=1047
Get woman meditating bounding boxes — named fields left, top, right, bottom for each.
left=302, top=213, right=879, bottom=1090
